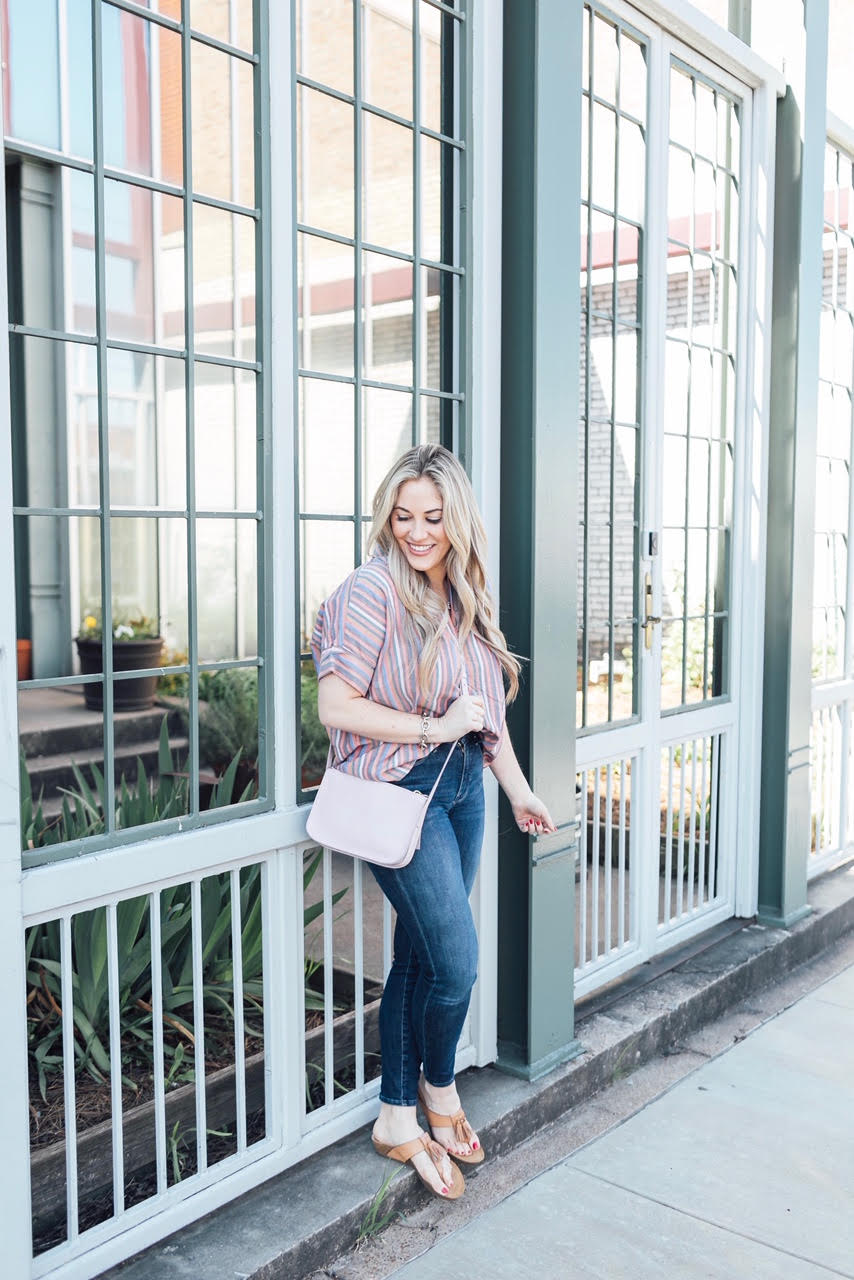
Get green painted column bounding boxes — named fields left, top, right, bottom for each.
left=496, top=0, right=582, bottom=1080
left=758, top=0, right=829, bottom=926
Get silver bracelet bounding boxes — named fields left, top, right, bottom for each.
left=419, top=713, right=432, bottom=753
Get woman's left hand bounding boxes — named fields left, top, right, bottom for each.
left=512, top=793, right=557, bottom=836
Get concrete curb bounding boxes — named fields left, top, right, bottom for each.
left=106, top=862, right=854, bottom=1280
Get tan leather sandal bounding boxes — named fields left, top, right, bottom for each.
left=417, top=1088, right=485, bottom=1165
left=371, top=1131, right=465, bottom=1199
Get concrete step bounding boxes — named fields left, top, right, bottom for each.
left=26, top=735, right=190, bottom=810
left=20, top=705, right=183, bottom=759
left=100, top=863, right=854, bottom=1280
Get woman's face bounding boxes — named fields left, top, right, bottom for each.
left=391, top=476, right=452, bottom=586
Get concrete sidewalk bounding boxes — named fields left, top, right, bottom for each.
left=390, top=964, right=854, bottom=1280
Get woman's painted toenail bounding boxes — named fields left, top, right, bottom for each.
left=441, top=1187, right=448, bottom=1195
left=473, top=1141, right=479, bottom=1149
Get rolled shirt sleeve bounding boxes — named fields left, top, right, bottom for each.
left=311, top=566, right=389, bottom=696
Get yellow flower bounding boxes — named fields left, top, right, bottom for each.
left=83, top=615, right=97, bottom=630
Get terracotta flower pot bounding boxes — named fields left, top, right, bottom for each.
left=16, top=638, right=32, bottom=682
left=76, top=636, right=164, bottom=712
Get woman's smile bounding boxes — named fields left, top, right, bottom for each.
left=392, top=476, right=452, bottom=587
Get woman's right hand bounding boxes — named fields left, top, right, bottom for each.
left=437, top=694, right=485, bottom=741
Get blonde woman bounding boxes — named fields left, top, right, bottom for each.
left=311, top=444, right=556, bottom=1200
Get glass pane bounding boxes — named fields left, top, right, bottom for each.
left=297, top=86, right=354, bottom=239
left=669, top=66, right=694, bottom=150
left=193, top=362, right=255, bottom=509
left=363, top=113, right=413, bottom=255
left=8, top=335, right=99, bottom=509
left=363, top=1, right=413, bottom=119
left=236, top=370, right=257, bottom=510
left=420, top=2, right=456, bottom=136
left=422, top=136, right=457, bottom=265
left=4, top=0, right=60, bottom=147
left=296, top=0, right=353, bottom=95
left=191, top=0, right=253, bottom=49
left=591, top=103, right=616, bottom=210
left=300, top=378, right=355, bottom=517
left=15, top=515, right=101, bottom=681
left=362, top=386, right=413, bottom=511
left=102, top=9, right=183, bottom=185
left=592, top=14, right=618, bottom=103
left=618, top=121, right=645, bottom=223
left=363, top=251, right=413, bottom=385
left=197, top=518, right=257, bottom=661
left=110, top=516, right=188, bottom=659
left=191, top=41, right=254, bottom=203
left=300, top=519, right=355, bottom=652
left=108, top=349, right=155, bottom=507
left=191, top=40, right=232, bottom=200
left=298, top=232, right=355, bottom=378
left=422, top=266, right=458, bottom=394
left=420, top=393, right=441, bottom=445
left=300, top=655, right=327, bottom=789
left=68, top=0, right=95, bottom=159
left=198, top=668, right=261, bottom=803
left=104, top=180, right=184, bottom=347
left=620, top=34, right=646, bottom=122
left=192, top=206, right=256, bottom=360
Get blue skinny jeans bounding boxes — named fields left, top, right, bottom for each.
left=369, top=733, right=485, bottom=1107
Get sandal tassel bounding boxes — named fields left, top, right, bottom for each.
left=451, top=1110, right=477, bottom=1148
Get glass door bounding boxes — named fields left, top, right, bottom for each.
left=576, top=2, right=750, bottom=998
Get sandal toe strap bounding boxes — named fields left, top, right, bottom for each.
left=422, top=1102, right=477, bottom=1147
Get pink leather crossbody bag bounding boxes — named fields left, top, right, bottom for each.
left=305, top=739, right=459, bottom=869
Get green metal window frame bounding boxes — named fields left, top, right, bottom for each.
left=8, top=0, right=274, bottom=869
left=293, top=0, right=468, bottom=802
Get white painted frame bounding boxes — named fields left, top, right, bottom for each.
left=808, top=114, right=854, bottom=881
left=574, top=0, right=780, bottom=999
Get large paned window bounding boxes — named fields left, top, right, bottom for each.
left=5, top=0, right=269, bottom=865
left=578, top=6, right=646, bottom=729
left=810, top=139, right=854, bottom=870
left=295, top=0, right=466, bottom=791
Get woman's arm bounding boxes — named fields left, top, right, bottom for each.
left=489, top=732, right=557, bottom=835
left=317, top=673, right=485, bottom=745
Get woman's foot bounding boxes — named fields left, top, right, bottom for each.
left=371, top=1102, right=456, bottom=1196
left=418, top=1074, right=481, bottom=1160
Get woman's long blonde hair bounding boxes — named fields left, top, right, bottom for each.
left=367, top=444, right=521, bottom=702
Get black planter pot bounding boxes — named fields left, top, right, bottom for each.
left=76, top=636, right=165, bottom=712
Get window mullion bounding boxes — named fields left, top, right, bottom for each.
left=92, top=0, right=116, bottom=833
left=353, top=0, right=364, bottom=564
left=412, top=0, right=421, bottom=443
left=182, top=0, right=200, bottom=815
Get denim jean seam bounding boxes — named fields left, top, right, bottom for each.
left=398, top=943, right=417, bottom=1104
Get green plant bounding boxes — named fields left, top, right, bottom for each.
left=300, top=666, right=329, bottom=786
left=196, top=668, right=260, bottom=786
left=356, top=1166, right=402, bottom=1245
left=167, top=1119, right=232, bottom=1184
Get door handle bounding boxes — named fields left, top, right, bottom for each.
left=644, top=574, right=661, bottom=649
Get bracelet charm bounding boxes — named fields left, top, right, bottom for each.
left=419, top=713, right=432, bottom=753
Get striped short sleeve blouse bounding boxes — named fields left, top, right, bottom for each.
left=310, top=554, right=507, bottom=781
